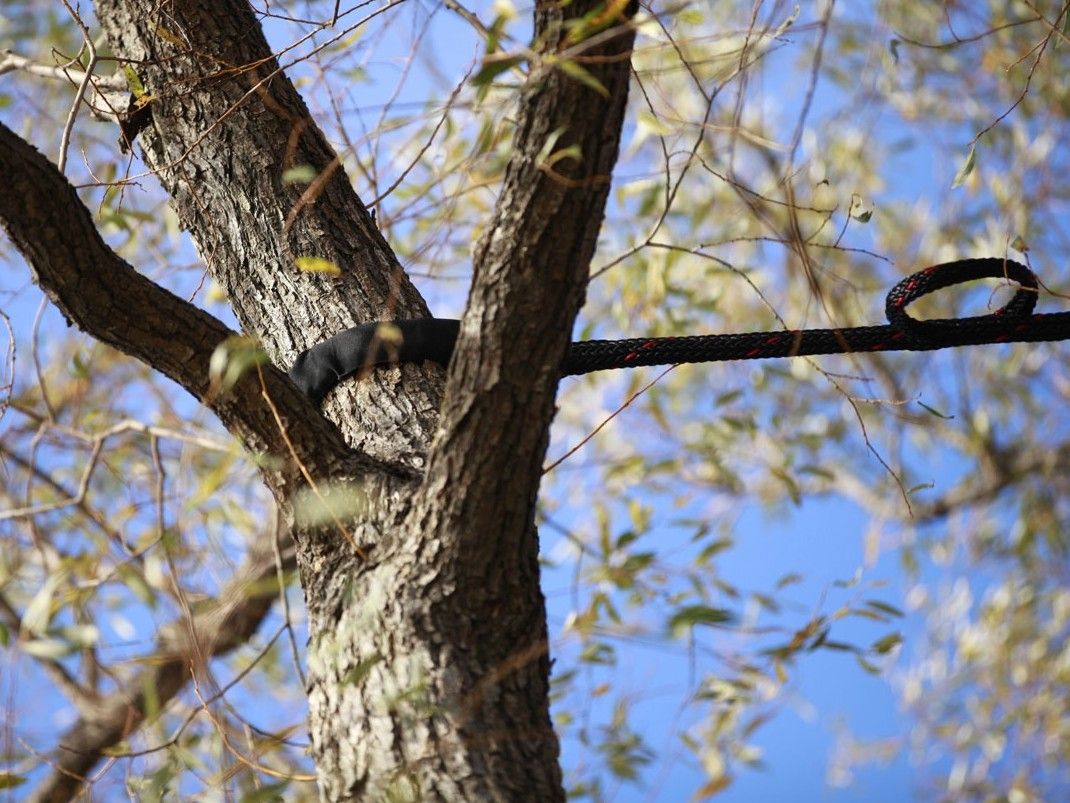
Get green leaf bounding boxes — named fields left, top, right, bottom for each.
left=142, top=670, right=161, bottom=720
left=97, top=208, right=132, bottom=232
left=0, top=773, right=27, bottom=790
left=154, top=25, right=187, bottom=48
left=856, top=654, right=882, bottom=675
left=917, top=400, right=954, bottom=419
left=697, top=539, right=732, bottom=564
left=668, top=605, right=736, bottom=636
left=556, top=58, right=609, bottom=97
left=798, top=464, right=835, bottom=481
left=122, top=64, right=146, bottom=97
left=534, top=125, right=585, bottom=173
left=471, top=55, right=524, bottom=98
left=23, top=571, right=66, bottom=635
left=56, top=624, right=100, bottom=648
left=872, top=632, right=903, bottom=654
left=292, top=481, right=369, bottom=529
left=951, top=144, right=977, bottom=189
left=136, top=756, right=177, bottom=803
left=240, top=782, right=290, bottom=803
left=775, top=4, right=801, bottom=37
left=282, top=165, right=317, bottom=184
left=851, top=608, right=891, bottom=622
left=579, top=641, right=616, bottom=665
left=117, top=564, right=157, bottom=608
left=819, top=640, right=855, bottom=652
left=564, top=0, right=635, bottom=47
left=866, top=600, right=904, bottom=618
left=752, top=593, right=780, bottom=613
left=71, top=352, right=91, bottom=380
left=775, top=572, right=803, bottom=589
left=770, top=467, right=801, bottom=505
left=714, top=389, right=743, bottom=406
left=344, top=653, right=384, bottom=686
left=849, top=194, right=874, bottom=223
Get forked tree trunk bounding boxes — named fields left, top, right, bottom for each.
left=3, top=0, right=636, bottom=798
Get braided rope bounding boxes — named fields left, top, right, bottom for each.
left=290, top=258, right=1070, bottom=402
left=562, top=258, right=1058, bottom=374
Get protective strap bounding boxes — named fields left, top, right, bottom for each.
left=289, top=318, right=460, bottom=403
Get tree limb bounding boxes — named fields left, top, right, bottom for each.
left=0, top=50, right=126, bottom=90
left=415, top=2, right=637, bottom=608
left=93, top=0, right=446, bottom=468
left=0, top=122, right=389, bottom=487
left=26, top=530, right=298, bottom=803
left=376, top=1, right=639, bottom=797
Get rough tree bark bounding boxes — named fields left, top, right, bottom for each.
left=0, top=0, right=636, bottom=799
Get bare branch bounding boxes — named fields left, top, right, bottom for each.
left=0, top=50, right=129, bottom=125
left=26, top=528, right=299, bottom=803
left=56, top=0, right=102, bottom=173
left=0, top=50, right=125, bottom=90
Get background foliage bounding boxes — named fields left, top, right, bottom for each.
left=1, top=0, right=1068, bottom=799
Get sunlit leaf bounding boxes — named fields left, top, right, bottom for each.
left=117, top=564, right=157, bottom=608
left=951, top=144, right=977, bottom=189
left=122, top=64, right=146, bottom=96
left=344, top=653, right=384, bottom=686
left=472, top=55, right=525, bottom=97
left=23, top=571, right=65, bottom=635
left=556, top=58, right=609, bottom=98
left=21, top=637, right=75, bottom=659
left=282, top=165, right=317, bottom=184
left=208, top=335, right=269, bottom=395
left=292, top=481, right=370, bottom=528
left=294, top=256, right=342, bottom=276
left=240, top=781, right=290, bottom=803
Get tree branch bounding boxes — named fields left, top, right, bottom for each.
left=0, top=122, right=389, bottom=488
left=0, top=50, right=125, bottom=90
left=92, top=0, right=446, bottom=468
left=26, top=530, right=298, bottom=803
left=416, top=3, right=637, bottom=593
left=388, top=2, right=638, bottom=796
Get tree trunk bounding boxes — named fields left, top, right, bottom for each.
left=2, top=0, right=636, bottom=798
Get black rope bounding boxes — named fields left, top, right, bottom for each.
left=289, top=258, right=1070, bottom=403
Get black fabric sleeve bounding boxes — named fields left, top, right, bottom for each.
left=289, top=319, right=461, bottom=403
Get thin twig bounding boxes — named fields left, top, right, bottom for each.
left=57, top=0, right=98, bottom=173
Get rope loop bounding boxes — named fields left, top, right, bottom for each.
left=885, top=258, right=1038, bottom=341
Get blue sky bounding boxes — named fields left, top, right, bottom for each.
left=3, top=1, right=1062, bottom=799
left=539, top=472, right=926, bottom=800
